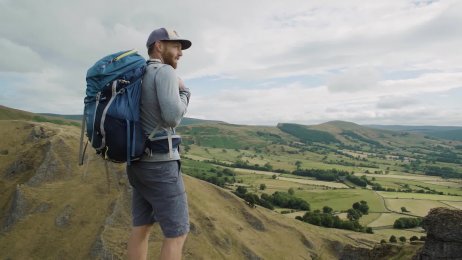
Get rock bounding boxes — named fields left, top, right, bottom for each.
left=414, top=207, right=462, bottom=260
left=55, top=205, right=73, bottom=228
left=27, top=126, right=47, bottom=142
left=421, top=207, right=462, bottom=242
left=241, top=210, right=266, bottom=231
left=2, top=185, right=28, bottom=232
left=242, top=245, right=261, bottom=260
left=4, top=159, right=30, bottom=178
left=26, top=142, right=58, bottom=186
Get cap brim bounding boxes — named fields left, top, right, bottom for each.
left=164, top=39, right=191, bottom=50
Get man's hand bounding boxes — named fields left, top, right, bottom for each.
left=178, top=77, right=186, bottom=91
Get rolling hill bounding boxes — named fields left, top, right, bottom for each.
left=0, top=106, right=392, bottom=259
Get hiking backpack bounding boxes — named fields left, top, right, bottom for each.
left=79, top=50, right=147, bottom=165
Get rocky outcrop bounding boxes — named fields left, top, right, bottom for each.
left=2, top=185, right=28, bottom=232
left=55, top=205, right=73, bottom=228
left=414, top=207, right=462, bottom=260
left=27, top=125, right=49, bottom=142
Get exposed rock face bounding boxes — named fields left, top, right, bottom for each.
left=2, top=186, right=28, bottom=232
left=55, top=205, right=73, bottom=228
left=27, top=125, right=49, bottom=142
left=414, top=207, right=462, bottom=260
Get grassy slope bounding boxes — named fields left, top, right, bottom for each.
left=0, top=119, right=386, bottom=259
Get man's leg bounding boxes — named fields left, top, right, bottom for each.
left=128, top=224, right=152, bottom=260
left=160, top=233, right=188, bottom=260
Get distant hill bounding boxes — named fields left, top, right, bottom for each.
left=38, top=113, right=82, bottom=122
left=367, top=125, right=462, bottom=141
left=38, top=113, right=225, bottom=126
left=0, top=106, right=79, bottom=126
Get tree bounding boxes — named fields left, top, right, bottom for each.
left=295, top=160, right=302, bottom=170
left=389, top=235, right=397, bottom=243
left=401, top=207, right=409, bottom=212
left=399, top=236, right=406, bottom=243
left=272, top=174, right=277, bottom=179
left=365, top=227, right=373, bottom=234
left=410, top=236, right=419, bottom=242
left=380, top=239, right=387, bottom=244
left=323, top=206, right=333, bottom=214
left=347, top=208, right=362, bottom=221
left=288, top=188, right=295, bottom=195
left=264, top=162, right=273, bottom=171
left=259, top=183, right=267, bottom=190
left=236, top=186, right=247, bottom=196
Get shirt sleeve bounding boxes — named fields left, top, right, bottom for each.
left=155, top=65, right=190, bottom=127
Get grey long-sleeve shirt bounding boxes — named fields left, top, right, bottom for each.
left=139, top=59, right=191, bottom=162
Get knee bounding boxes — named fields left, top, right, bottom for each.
left=131, top=225, right=152, bottom=239
left=167, top=233, right=188, bottom=244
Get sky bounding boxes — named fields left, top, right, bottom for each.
left=1, top=0, right=461, bottom=126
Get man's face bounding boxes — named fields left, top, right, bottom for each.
left=160, top=41, right=183, bottom=69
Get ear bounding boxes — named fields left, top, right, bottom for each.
left=155, top=41, right=163, bottom=52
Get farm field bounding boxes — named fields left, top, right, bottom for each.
left=441, top=201, right=462, bottom=209
left=353, top=173, right=447, bottom=181
left=295, top=189, right=386, bottom=212
left=377, top=191, right=462, bottom=201
left=368, top=213, right=405, bottom=228
left=179, top=120, right=462, bottom=242
left=385, top=198, right=452, bottom=216
left=364, top=175, right=462, bottom=196
left=277, top=176, right=349, bottom=188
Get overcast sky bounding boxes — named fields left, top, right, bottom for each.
left=1, top=0, right=461, bottom=126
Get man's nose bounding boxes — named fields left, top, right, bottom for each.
left=178, top=49, right=183, bottom=56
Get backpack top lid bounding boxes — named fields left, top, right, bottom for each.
left=85, top=50, right=146, bottom=103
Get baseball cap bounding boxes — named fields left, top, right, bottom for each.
left=146, top=28, right=192, bottom=50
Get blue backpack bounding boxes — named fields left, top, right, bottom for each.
left=79, top=50, right=147, bottom=164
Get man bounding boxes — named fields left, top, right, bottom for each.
left=126, top=28, right=192, bottom=260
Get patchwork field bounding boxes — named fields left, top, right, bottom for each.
left=368, top=213, right=405, bottom=228
left=296, top=189, right=386, bottom=212
left=385, top=198, right=451, bottom=216
left=377, top=191, right=462, bottom=201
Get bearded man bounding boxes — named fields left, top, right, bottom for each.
left=126, top=27, right=191, bottom=260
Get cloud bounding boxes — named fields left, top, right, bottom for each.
left=376, top=96, right=419, bottom=109
left=327, top=67, right=381, bottom=93
left=0, top=0, right=461, bottom=125
left=0, top=38, right=46, bottom=72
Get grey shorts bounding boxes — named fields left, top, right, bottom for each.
left=126, top=160, right=189, bottom=238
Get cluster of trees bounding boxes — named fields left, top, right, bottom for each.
left=424, top=165, right=462, bottom=179
left=393, top=217, right=422, bottom=229
left=234, top=187, right=310, bottom=211
left=428, top=150, right=461, bottom=164
left=340, top=131, right=384, bottom=148
left=278, top=123, right=339, bottom=144
left=255, top=131, right=286, bottom=144
left=204, top=159, right=276, bottom=172
left=346, top=201, right=369, bottom=221
left=186, top=166, right=237, bottom=188
left=346, top=175, right=369, bottom=187
left=292, top=168, right=350, bottom=182
left=371, top=182, right=447, bottom=195
left=296, top=201, right=372, bottom=233
left=384, top=235, right=426, bottom=244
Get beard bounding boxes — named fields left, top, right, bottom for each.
left=161, top=51, right=178, bottom=69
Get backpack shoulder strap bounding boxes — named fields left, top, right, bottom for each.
left=146, top=62, right=167, bottom=140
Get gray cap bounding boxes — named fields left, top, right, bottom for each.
left=146, top=28, right=191, bottom=50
